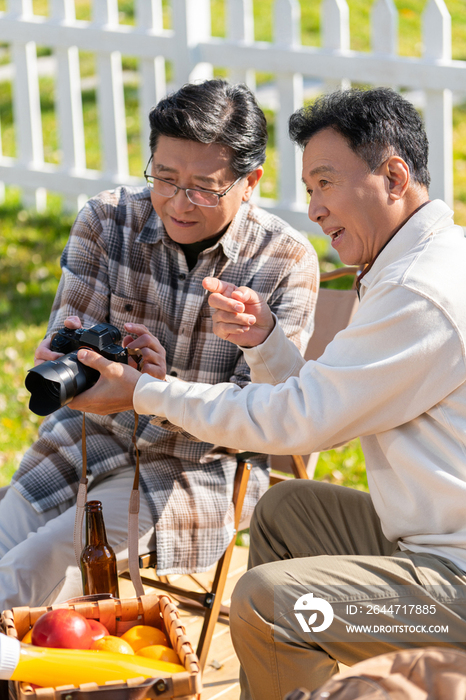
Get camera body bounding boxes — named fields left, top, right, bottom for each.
left=25, top=323, right=128, bottom=416
left=50, top=324, right=128, bottom=362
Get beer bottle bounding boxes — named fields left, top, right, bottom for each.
left=80, top=500, right=120, bottom=597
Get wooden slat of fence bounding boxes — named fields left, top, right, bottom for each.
left=94, top=0, right=129, bottom=179
left=51, top=0, right=87, bottom=212
left=227, top=0, right=255, bottom=90
left=371, top=0, right=397, bottom=57
left=171, top=0, right=213, bottom=86
left=136, top=0, right=166, bottom=160
left=322, top=0, right=350, bottom=93
left=275, top=0, right=304, bottom=209
left=424, top=0, right=454, bottom=208
left=9, top=0, right=46, bottom=210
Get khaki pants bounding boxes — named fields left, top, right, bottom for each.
left=230, top=480, right=466, bottom=700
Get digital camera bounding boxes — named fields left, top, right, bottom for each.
left=25, top=323, right=128, bottom=416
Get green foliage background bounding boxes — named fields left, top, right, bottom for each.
left=1, top=0, right=466, bottom=492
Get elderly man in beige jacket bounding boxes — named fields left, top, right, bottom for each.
left=71, top=87, right=466, bottom=700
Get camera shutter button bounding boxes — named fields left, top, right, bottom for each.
left=124, top=303, right=133, bottom=312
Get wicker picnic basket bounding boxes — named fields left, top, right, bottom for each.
left=1, top=593, right=202, bottom=700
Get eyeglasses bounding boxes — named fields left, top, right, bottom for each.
left=143, top=157, right=243, bottom=208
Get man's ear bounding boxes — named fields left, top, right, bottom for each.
left=242, top=167, right=264, bottom=201
left=385, top=156, right=410, bottom=200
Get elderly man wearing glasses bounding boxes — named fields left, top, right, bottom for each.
left=0, top=79, right=318, bottom=610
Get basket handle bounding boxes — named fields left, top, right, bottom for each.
left=63, top=593, right=116, bottom=604
left=50, top=675, right=174, bottom=700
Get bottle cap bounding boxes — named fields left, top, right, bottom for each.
left=0, top=633, right=20, bottom=679
left=85, top=500, right=103, bottom=511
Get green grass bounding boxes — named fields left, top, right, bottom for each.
left=1, top=0, right=466, bottom=492
left=0, top=191, right=74, bottom=486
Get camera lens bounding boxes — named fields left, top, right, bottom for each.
left=25, top=370, right=62, bottom=415
left=25, top=352, right=100, bottom=416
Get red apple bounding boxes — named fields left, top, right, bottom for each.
left=87, top=619, right=109, bottom=643
left=31, top=609, right=93, bottom=649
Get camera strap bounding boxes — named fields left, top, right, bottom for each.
left=73, top=411, right=145, bottom=598
left=73, top=413, right=89, bottom=567
left=127, top=412, right=145, bottom=597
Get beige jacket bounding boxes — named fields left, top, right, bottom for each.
left=135, top=200, right=466, bottom=571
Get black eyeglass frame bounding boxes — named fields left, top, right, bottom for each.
left=143, top=156, right=243, bottom=208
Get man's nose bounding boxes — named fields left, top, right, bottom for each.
left=172, top=188, right=195, bottom=213
left=308, top=197, right=328, bottom=224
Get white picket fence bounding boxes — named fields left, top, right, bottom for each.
left=0, top=0, right=464, bottom=234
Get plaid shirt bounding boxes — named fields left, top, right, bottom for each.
left=13, top=187, right=318, bottom=574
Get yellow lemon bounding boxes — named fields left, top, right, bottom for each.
left=120, top=625, right=169, bottom=652
left=91, top=635, right=135, bottom=655
left=138, top=644, right=181, bottom=665
left=21, top=628, right=34, bottom=644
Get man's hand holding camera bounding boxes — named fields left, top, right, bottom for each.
left=34, top=316, right=82, bottom=365
left=27, top=316, right=166, bottom=416
left=35, top=317, right=166, bottom=378
left=68, top=320, right=166, bottom=415
left=70, top=349, right=141, bottom=415
left=122, top=323, right=166, bottom=379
